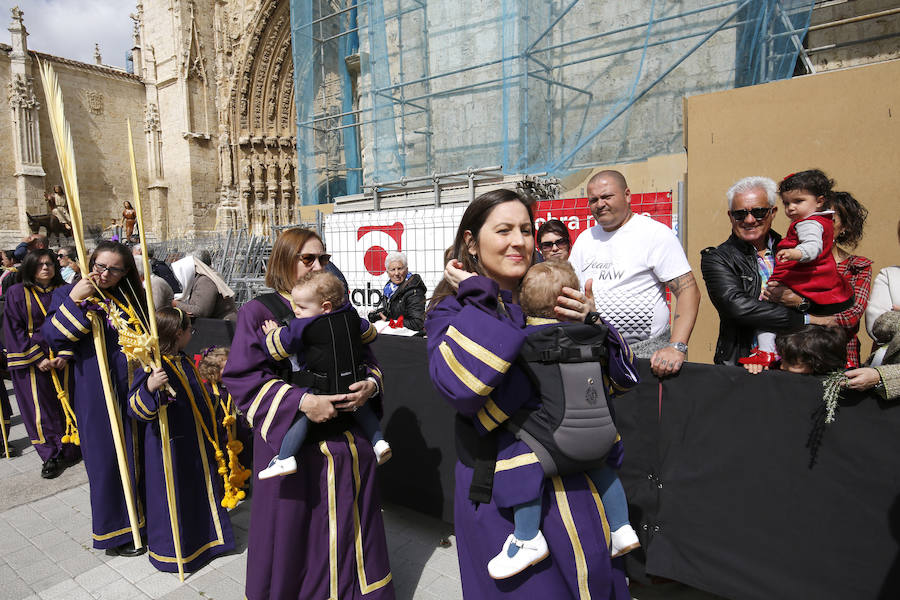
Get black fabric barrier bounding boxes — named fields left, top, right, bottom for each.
left=185, top=317, right=235, bottom=360
left=370, top=337, right=900, bottom=600
left=372, top=335, right=457, bottom=523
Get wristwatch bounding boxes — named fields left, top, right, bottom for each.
left=797, top=297, right=811, bottom=313
left=584, top=311, right=601, bottom=325
left=669, top=341, right=688, bottom=353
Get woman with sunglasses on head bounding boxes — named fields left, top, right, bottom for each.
left=536, top=219, right=572, bottom=262
left=41, top=241, right=148, bottom=557
left=222, top=228, right=393, bottom=600
left=2, top=249, right=80, bottom=478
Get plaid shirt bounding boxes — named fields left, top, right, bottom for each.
left=835, top=254, right=873, bottom=367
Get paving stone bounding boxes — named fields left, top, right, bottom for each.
left=213, top=554, right=246, bottom=583
left=31, top=528, right=73, bottom=551
left=92, top=580, right=152, bottom=600
left=185, top=571, right=244, bottom=600
left=5, top=544, right=39, bottom=570
left=108, top=553, right=160, bottom=583
left=1, top=574, right=36, bottom=600
left=56, top=550, right=106, bottom=577
left=422, top=572, right=463, bottom=598
left=156, top=586, right=206, bottom=600
left=73, top=563, right=121, bottom=593
left=35, top=577, right=93, bottom=600
left=0, top=525, right=28, bottom=554
left=133, top=571, right=184, bottom=599
left=20, top=558, right=68, bottom=585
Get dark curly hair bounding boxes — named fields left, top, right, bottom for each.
left=778, top=169, right=834, bottom=199
left=823, top=191, right=868, bottom=250
left=776, top=325, right=847, bottom=375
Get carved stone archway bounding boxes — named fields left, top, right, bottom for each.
left=227, top=0, right=296, bottom=234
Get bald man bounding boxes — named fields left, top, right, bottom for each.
left=569, top=170, right=700, bottom=377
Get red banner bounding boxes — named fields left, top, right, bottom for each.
left=533, top=192, right=674, bottom=244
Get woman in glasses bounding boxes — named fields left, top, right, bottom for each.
left=223, top=228, right=393, bottom=600
left=42, top=241, right=149, bottom=557
left=536, top=219, right=572, bottom=262
left=2, top=249, right=79, bottom=478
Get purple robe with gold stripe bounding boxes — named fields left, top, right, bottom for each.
left=222, top=295, right=394, bottom=600
left=42, top=284, right=146, bottom=549
left=2, top=283, right=78, bottom=462
left=426, top=276, right=630, bottom=599
left=128, top=354, right=235, bottom=572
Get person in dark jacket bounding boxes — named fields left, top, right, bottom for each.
left=140, top=247, right=181, bottom=294
left=367, top=251, right=427, bottom=331
left=700, top=176, right=830, bottom=365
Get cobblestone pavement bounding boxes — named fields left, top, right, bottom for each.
left=0, top=389, right=724, bottom=600
left=0, top=393, right=461, bottom=600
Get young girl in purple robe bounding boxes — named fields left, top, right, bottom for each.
left=257, top=270, right=390, bottom=479
left=484, top=261, right=640, bottom=579
left=130, top=307, right=235, bottom=573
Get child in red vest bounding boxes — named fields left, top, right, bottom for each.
left=740, top=170, right=853, bottom=368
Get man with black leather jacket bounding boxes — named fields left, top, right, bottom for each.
left=701, top=176, right=827, bottom=365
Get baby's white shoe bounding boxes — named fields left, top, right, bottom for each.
left=374, top=440, right=392, bottom=465
left=487, top=531, right=549, bottom=579
left=258, top=456, right=297, bottom=480
left=610, top=524, right=640, bottom=558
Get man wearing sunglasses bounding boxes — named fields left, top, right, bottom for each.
left=701, top=176, right=824, bottom=365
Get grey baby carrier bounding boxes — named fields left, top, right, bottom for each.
left=507, top=321, right=620, bottom=477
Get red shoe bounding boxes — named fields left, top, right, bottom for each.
left=738, top=348, right=779, bottom=367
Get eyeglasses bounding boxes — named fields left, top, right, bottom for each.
left=729, top=207, right=773, bottom=221
left=93, top=262, right=126, bottom=276
left=37, top=262, right=54, bottom=269
left=57, top=253, right=68, bottom=259
left=539, top=238, right=571, bottom=252
left=297, top=253, right=331, bottom=267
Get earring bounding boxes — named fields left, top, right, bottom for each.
left=470, top=254, right=478, bottom=263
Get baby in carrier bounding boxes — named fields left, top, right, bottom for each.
left=258, top=271, right=391, bottom=479
left=487, top=261, right=641, bottom=579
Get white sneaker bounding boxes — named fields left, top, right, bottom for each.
left=487, top=531, right=549, bottom=580
left=374, top=440, right=392, bottom=465
left=258, top=456, right=297, bottom=480
left=610, top=524, right=640, bottom=558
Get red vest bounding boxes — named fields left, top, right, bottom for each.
left=770, top=213, right=853, bottom=307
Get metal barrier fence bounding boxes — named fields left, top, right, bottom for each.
left=154, top=216, right=323, bottom=307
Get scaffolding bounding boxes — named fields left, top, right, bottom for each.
left=290, top=0, right=815, bottom=206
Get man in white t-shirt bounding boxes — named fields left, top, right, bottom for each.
left=569, top=170, right=700, bottom=377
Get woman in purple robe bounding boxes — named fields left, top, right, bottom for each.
left=42, top=241, right=147, bottom=557
left=128, top=307, right=235, bottom=572
left=2, top=249, right=79, bottom=477
left=223, top=228, right=393, bottom=600
left=425, top=189, right=631, bottom=599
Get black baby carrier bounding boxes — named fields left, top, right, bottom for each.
left=459, top=320, right=622, bottom=503
left=257, top=293, right=368, bottom=394
left=256, top=294, right=368, bottom=438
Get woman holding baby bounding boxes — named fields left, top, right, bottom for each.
left=425, top=189, right=631, bottom=598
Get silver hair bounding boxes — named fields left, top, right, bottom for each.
left=726, top=176, right=777, bottom=210
left=384, top=251, right=408, bottom=270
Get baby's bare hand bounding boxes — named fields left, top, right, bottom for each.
left=262, top=319, right=278, bottom=334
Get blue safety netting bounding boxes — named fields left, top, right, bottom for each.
left=291, top=0, right=814, bottom=203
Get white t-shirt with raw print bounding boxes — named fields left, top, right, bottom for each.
left=569, top=213, right=691, bottom=344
